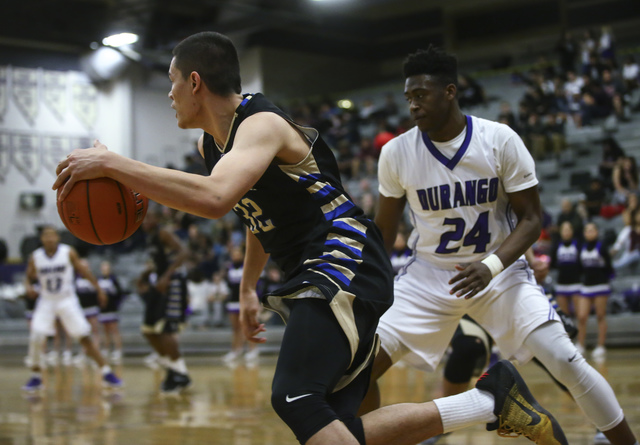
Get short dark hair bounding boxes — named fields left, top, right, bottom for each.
left=403, top=46, right=458, bottom=87
left=172, top=31, right=242, bottom=96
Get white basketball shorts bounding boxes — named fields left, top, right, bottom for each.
left=377, top=256, right=559, bottom=372
left=31, top=296, right=91, bottom=339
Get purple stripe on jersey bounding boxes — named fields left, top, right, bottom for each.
left=421, top=115, right=473, bottom=170
left=332, top=220, right=366, bottom=237
left=314, top=263, right=351, bottom=286
left=325, top=238, right=362, bottom=257
left=324, top=201, right=356, bottom=221
left=318, top=254, right=359, bottom=271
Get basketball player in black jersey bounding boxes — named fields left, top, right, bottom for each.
left=137, top=208, right=191, bottom=393
left=54, top=31, right=568, bottom=445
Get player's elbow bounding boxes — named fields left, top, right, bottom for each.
left=199, top=196, right=235, bottom=220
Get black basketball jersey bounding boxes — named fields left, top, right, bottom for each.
left=146, top=230, right=170, bottom=277
left=202, top=93, right=393, bottom=312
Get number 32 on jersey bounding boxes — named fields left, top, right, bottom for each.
left=234, top=198, right=275, bottom=234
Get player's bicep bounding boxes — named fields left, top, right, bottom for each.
left=507, top=186, right=541, bottom=224
left=207, top=115, right=284, bottom=210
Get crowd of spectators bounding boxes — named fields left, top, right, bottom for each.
left=10, top=23, right=640, bottom=326
left=506, top=26, right=639, bottom=162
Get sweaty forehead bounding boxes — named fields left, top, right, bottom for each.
left=404, top=74, right=439, bottom=94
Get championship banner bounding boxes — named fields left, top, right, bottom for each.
left=69, top=136, right=93, bottom=152
left=11, top=133, right=40, bottom=183
left=0, top=67, right=7, bottom=122
left=42, top=135, right=70, bottom=177
left=72, top=82, right=97, bottom=129
left=43, top=70, right=67, bottom=122
left=0, top=132, right=10, bottom=182
left=12, top=68, right=39, bottom=125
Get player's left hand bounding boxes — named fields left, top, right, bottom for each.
left=239, top=289, right=267, bottom=343
left=53, top=139, right=110, bottom=201
left=449, top=262, right=493, bottom=299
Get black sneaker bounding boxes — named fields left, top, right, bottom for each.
left=161, top=369, right=191, bottom=394
left=475, top=360, right=568, bottom=445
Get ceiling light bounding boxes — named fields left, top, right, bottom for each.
left=337, top=99, right=353, bottom=109
left=102, top=33, right=139, bottom=48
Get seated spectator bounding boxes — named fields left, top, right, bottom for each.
left=554, top=198, right=585, bottom=243
left=555, top=30, right=578, bottom=75
left=544, top=112, right=567, bottom=158
left=622, top=55, right=639, bottom=93
left=612, top=156, right=639, bottom=205
left=335, top=138, right=356, bottom=181
left=598, top=25, right=616, bottom=69
left=352, top=137, right=377, bottom=179
left=497, top=101, right=517, bottom=131
left=457, top=74, right=486, bottom=108
left=611, top=208, right=640, bottom=272
left=524, top=113, right=548, bottom=159
left=583, top=52, right=606, bottom=83
left=373, top=121, right=396, bottom=153
left=380, top=93, right=399, bottom=118
left=579, top=76, right=613, bottom=126
left=601, top=68, right=629, bottom=121
left=581, top=177, right=607, bottom=220
left=598, top=136, right=626, bottom=190
left=564, top=70, right=585, bottom=124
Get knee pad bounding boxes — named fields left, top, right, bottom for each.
left=445, top=335, right=487, bottom=383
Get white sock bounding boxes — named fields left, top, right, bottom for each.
left=32, top=372, right=42, bottom=379
left=433, top=388, right=498, bottom=433
left=168, top=358, right=188, bottom=375
left=101, top=365, right=112, bottom=376
left=158, top=355, right=170, bottom=368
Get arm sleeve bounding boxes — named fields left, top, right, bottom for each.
left=498, top=130, right=539, bottom=193
left=377, top=143, right=405, bottom=198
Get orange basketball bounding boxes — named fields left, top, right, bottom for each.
left=57, top=178, right=148, bottom=245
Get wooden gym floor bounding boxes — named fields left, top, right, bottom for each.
left=0, top=349, right=638, bottom=445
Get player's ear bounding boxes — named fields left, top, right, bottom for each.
left=445, top=83, right=457, bottom=101
left=190, top=71, right=202, bottom=93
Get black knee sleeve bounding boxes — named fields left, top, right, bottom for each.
left=271, top=390, right=366, bottom=445
left=444, top=335, right=487, bottom=383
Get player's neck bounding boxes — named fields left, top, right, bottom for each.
left=44, top=245, right=58, bottom=257
left=427, top=110, right=466, bottom=143
left=202, top=94, right=244, bottom=148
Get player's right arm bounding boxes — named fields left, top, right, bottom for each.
left=24, top=255, right=38, bottom=299
left=375, top=141, right=407, bottom=254
left=375, top=195, right=407, bottom=254
left=239, top=228, right=268, bottom=343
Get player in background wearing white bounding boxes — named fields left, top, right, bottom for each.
left=22, top=226, right=122, bottom=391
left=364, top=46, right=637, bottom=445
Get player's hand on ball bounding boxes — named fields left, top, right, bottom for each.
left=239, top=289, right=267, bottom=343
left=449, top=262, right=493, bottom=299
left=53, top=139, right=109, bottom=201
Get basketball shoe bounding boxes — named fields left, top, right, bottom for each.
left=161, top=369, right=191, bottom=394
left=475, top=360, right=568, bottom=445
left=22, top=376, right=43, bottom=393
left=102, top=372, right=123, bottom=388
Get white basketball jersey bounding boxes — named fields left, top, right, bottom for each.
left=32, top=244, right=76, bottom=299
left=378, top=115, right=538, bottom=269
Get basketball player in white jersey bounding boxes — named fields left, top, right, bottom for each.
left=365, top=46, right=637, bottom=445
left=22, top=226, right=123, bottom=392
